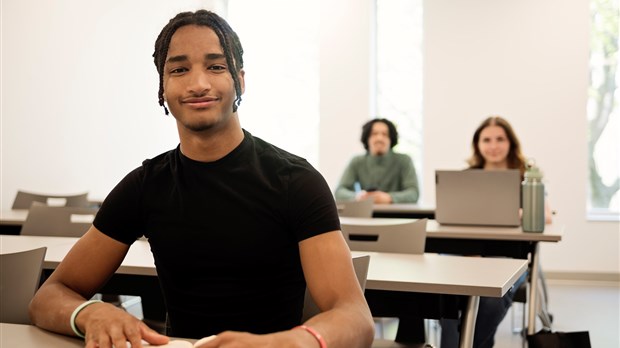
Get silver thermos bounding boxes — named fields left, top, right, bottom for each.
left=522, top=161, right=545, bottom=232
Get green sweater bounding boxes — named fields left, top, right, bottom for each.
left=334, top=151, right=419, bottom=203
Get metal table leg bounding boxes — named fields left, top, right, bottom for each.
left=527, top=243, right=540, bottom=335
left=459, top=295, right=480, bottom=348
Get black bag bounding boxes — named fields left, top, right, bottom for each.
left=527, top=329, right=591, bottom=348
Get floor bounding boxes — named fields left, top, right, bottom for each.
left=378, top=279, right=620, bottom=347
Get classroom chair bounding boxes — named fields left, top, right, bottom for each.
left=12, top=190, right=90, bottom=209
left=20, top=204, right=140, bottom=314
left=340, top=219, right=432, bottom=347
left=340, top=218, right=427, bottom=255
left=338, top=199, right=374, bottom=218
left=0, top=247, right=47, bottom=324
left=20, top=203, right=98, bottom=238
left=301, top=255, right=370, bottom=322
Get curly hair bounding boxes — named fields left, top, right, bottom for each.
left=152, top=10, right=244, bottom=115
left=360, top=118, right=399, bottom=152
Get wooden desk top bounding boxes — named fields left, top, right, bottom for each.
left=0, top=235, right=157, bottom=276
left=340, top=217, right=562, bottom=243
left=1, top=323, right=84, bottom=347
left=0, top=323, right=195, bottom=347
left=0, top=209, right=28, bottom=225
left=426, top=219, right=562, bottom=242
left=372, top=203, right=435, bottom=214
left=2, top=235, right=525, bottom=299
left=353, top=251, right=527, bottom=298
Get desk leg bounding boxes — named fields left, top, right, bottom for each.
left=527, top=243, right=540, bottom=335
left=458, top=295, right=479, bottom=348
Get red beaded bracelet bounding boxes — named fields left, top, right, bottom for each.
left=294, top=325, right=327, bottom=348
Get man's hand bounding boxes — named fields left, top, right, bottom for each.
left=77, top=302, right=169, bottom=348
left=358, top=190, right=392, bottom=204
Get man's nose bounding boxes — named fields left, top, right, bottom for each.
left=188, top=71, right=211, bottom=94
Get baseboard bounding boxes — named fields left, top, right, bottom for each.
left=545, top=271, right=620, bottom=283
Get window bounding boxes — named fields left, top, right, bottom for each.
left=374, top=0, right=424, bottom=184
left=588, top=0, right=620, bottom=220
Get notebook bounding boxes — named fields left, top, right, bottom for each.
left=435, top=169, right=521, bottom=227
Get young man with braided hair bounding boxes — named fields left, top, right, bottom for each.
left=30, top=9, right=374, bottom=348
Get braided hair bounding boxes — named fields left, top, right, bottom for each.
left=153, top=10, right=244, bottom=115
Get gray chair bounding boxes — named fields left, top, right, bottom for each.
left=21, top=204, right=97, bottom=238
left=340, top=218, right=430, bottom=347
left=12, top=190, right=89, bottom=209
left=301, top=254, right=371, bottom=322
left=340, top=218, right=427, bottom=254
left=338, top=199, right=374, bottom=218
left=0, top=247, right=47, bottom=324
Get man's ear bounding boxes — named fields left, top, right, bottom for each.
left=238, top=69, right=245, bottom=95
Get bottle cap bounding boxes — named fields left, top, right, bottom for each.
left=525, top=158, right=543, bottom=179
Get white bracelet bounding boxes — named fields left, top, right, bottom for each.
left=70, top=300, right=103, bottom=339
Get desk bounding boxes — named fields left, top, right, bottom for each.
left=425, top=220, right=562, bottom=335
left=1, top=323, right=84, bottom=347
left=355, top=251, right=526, bottom=348
left=341, top=217, right=563, bottom=335
left=372, top=203, right=435, bottom=219
left=0, top=209, right=28, bottom=234
left=1, top=235, right=526, bottom=348
left=0, top=323, right=196, bottom=347
left=0, top=235, right=164, bottom=321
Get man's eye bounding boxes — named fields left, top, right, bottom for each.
left=170, top=67, right=188, bottom=74
left=208, top=65, right=227, bottom=71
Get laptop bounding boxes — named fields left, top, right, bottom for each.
left=435, top=169, right=521, bottom=226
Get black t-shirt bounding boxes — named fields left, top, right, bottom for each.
left=93, top=130, right=341, bottom=338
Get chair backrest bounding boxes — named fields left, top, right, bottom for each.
left=21, top=204, right=98, bottom=237
left=0, top=247, right=47, bottom=324
left=12, top=190, right=89, bottom=209
left=340, top=218, right=427, bottom=254
left=338, top=199, right=373, bottom=218
left=301, top=254, right=370, bottom=322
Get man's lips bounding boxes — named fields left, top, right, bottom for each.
left=182, top=97, right=218, bottom=108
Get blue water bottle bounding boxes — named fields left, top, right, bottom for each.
left=522, top=161, right=545, bottom=232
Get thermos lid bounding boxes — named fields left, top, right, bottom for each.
left=525, top=159, right=543, bottom=179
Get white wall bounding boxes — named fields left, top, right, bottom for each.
left=2, top=0, right=618, bottom=276
left=320, top=0, right=619, bottom=276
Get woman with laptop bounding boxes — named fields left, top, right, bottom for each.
left=440, top=115, right=552, bottom=348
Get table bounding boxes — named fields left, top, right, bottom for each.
left=0, top=209, right=28, bottom=234
left=425, top=220, right=561, bottom=335
left=0, top=323, right=196, bottom=347
left=341, top=217, right=563, bottom=335
left=356, top=251, right=526, bottom=347
left=372, top=203, right=435, bottom=219
left=1, top=235, right=526, bottom=348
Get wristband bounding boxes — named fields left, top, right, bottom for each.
left=294, top=325, right=327, bottom=348
left=70, top=300, right=103, bottom=339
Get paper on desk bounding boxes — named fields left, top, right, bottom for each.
left=137, top=335, right=216, bottom=347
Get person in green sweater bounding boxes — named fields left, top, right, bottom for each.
left=335, top=118, right=419, bottom=203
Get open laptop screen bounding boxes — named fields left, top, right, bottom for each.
left=435, top=169, right=521, bottom=226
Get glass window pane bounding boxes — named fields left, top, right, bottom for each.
left=375, top=0, right=424, bottom=183
left=587, top=0, right=620, bottom=219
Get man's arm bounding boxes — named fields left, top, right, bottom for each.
left=298, top=230, right=375, bottom=347
left=195, top=231, right=375, bottom=348
left=29, top=227, right=168, bottom=348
